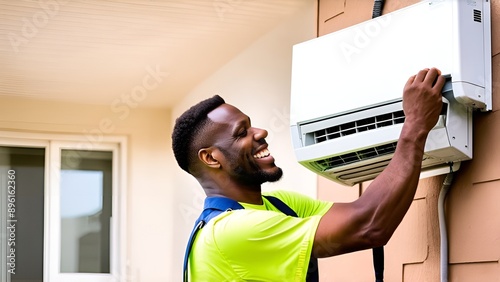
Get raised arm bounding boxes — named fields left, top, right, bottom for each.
left=313, top=68, right=445, bottom=257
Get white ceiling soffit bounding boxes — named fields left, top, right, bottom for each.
left=0, top=0, right=309, bottom=108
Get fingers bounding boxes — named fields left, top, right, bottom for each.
left=409, top=67, right=444, bottom=90
left=422, top=68, right=441, bottom=86
left=414, top=68, right=439, bottom=82
left=414, top=68, right=430, bottom=82
left=432, top=71, right=446, bottom=90
left=402, top=68, right=445, bottom=132
left=404, top=74, right=416, bottom=89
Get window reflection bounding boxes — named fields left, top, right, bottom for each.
left=60, top=150, right=112, bottom=273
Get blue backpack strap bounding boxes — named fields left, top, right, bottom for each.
left=263, top=195, right=298, bottom=217
left=183, top=197, right=244, bottom=282
left=264, top=195, right=319, bottom=282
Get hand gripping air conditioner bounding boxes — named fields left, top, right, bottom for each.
left=290, top=0, right=492, bottom=186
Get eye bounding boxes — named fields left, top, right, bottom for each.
left=238, top=129, right=247, bottom=137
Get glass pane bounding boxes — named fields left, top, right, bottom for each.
left=60, top=150, right=112, bottom=274
left=0, top=147, right=45, bottom=282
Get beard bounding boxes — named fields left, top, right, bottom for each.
left=217, top=145, right=283, bottom=185
left=232, top=163, right=283, bottom=185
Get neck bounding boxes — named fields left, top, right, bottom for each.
left=200, top=178, right=263, bottom=205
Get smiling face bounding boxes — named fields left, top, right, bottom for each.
left=205, top=104, right=283, bottom=186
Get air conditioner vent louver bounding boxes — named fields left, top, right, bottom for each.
left=312, top=111, right=405, bottom=144
left=474, top=9, right=482, bottom=23
left=312, top=142, right=398, bottom=171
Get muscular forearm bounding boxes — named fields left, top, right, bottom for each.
left=313, top=68, right=444, bottom=258
left=358, top=121, right=429, bottom=244
left=353, top=68, right=444, bottom=245
left=313, top=123, right=430, bottom=257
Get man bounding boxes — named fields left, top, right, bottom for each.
left=172, top=68, right=445, bottom=281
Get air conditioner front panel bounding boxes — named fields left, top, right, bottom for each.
left=290, top=1, right=455, bottom=126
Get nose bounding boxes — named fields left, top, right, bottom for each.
left=253, top=127, right=268, bottom=141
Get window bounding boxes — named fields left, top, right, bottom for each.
left=0, top=132, right=126, bottom=282
left=60, top=150, right=113, bottom=274
left=0, top=146, right=45, bottom=282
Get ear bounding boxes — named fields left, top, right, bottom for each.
left=198, top=147, right=221, bottom=169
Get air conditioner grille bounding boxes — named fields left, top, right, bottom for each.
left=312, top=110, right=405, bottom=144
left=312, top=142, right=398, bottom=171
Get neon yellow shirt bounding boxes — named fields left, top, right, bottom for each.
left=189, top=190, right=333, bottom=282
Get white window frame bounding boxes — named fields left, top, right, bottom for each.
left=0, top=131, right=127, bottom=282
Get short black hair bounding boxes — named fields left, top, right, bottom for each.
left=172, top=95, right=225, bottom=173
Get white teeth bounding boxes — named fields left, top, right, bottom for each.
left=254, top=148, right=270, bottom=159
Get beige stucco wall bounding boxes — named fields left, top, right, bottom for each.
left=317, top=0, right=500, bottom=281
left=0, top=1, right=318, bottom=280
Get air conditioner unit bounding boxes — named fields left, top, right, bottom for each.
left=290, top=0, right=491, bottom=186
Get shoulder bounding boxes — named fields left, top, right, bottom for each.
left=211, top=208, right=319, bottom=247
left=208, top=209, right=303, bottom=245
left=264, top=190, right=333, bottom=217
left=264, top=189, right=313, bottom=202
left=198, top=208, right=322, bottom=281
